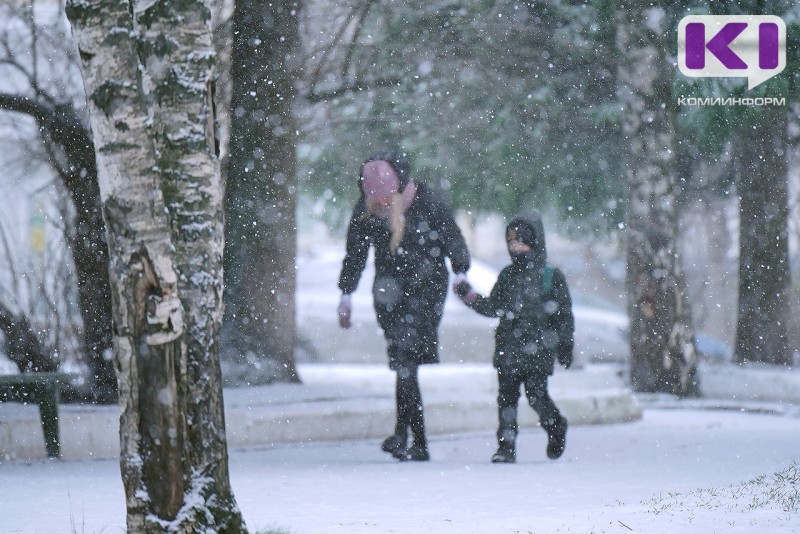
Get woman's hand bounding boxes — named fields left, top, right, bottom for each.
left=337, top=294, right=352, bottom=329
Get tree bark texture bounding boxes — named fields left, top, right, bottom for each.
left=221, top=0, right=301, bottom=384
left=617, top=3, right=698, bottom=396
left=66, top=0, right=246, bottom=531
left=734, top=109, right=792, bottom=365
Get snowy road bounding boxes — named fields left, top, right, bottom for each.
left=2, top=407, right=800, bottom=533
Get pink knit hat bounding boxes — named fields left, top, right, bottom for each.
left=361, top=160, right=400, bottom=200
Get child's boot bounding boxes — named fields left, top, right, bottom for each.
left=544, top=416, right=567, bottom=460
left=493, top=405, right=518, bottom=463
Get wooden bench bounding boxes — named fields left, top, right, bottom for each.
left=0, top=372, right=74, bottom=458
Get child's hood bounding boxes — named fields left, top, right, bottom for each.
left=506, top=212, right=547, bottom=266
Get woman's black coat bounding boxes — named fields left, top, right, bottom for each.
left=338, top=183, right=470, bottom=369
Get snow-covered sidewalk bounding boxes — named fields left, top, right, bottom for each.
left=0, top=363, right=640, bottom=461
left=3, top=360, right=800, bottom=463
left=2, top=407, right=799, bottom=533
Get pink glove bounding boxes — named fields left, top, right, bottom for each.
left=338, top=294, right=352, bottom=329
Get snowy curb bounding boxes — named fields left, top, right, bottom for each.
left=0, top=364, right=640, bottom=461
left=698, top=362, right=800, bottom=403
left=222, top=388, right=641, bottom=450
left=0, top=403, right=119, bottom=461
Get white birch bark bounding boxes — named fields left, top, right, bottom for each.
left=66, top=0, right=245, bottom=531
left=131, top=0, right=242, bottom=530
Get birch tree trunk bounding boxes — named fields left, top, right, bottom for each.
left=734, top=109, right=792, bottom=365
left=221, top=0, right=300, bottom=384
left=616, top=3, right=698, bottom=396
left=66, top=0, right=246, bottom=531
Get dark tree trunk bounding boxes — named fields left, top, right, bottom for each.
left=617, top=2, right=698, bottom=396
left=222, top=0, right=301, bottom=384
left=0, top=94, right=116, bottom=403
left=46, top=104, right=116, bottom=402
left=734, top=109, right=792, bottom=365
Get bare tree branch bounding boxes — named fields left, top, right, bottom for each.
left=340, top=0, right=377, bottom=81
left=0, top=91, right=52, bottom=121
left=303, top=75, right=401, bottom=102
left=0, top=4, right=114, bottom=401
left=305, top=1, right=371, bottom=90
left=0, top=218, right=22, bottom=303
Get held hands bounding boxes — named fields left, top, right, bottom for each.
left=452, top=273, right=478, bottom=306
left=337, top=294, right=352, bottom=329
left=558, top=349, right=573, bottom=370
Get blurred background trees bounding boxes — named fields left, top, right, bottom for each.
left=616, top=0, right=697, bottom=395
left=0, top=1, right=114, bottom=402
left=1, top=0, right=799, bottom=399
left=299, top=0, right=625, bottom=232
left=297, top=0, right=800, bottom=387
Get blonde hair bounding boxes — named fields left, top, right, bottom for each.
left=388, top=192, right=405, bottom=254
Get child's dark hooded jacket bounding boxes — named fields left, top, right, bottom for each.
left=468, top=214, right=574, bottom=375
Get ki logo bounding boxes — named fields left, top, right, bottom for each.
left=678, top=15, right=786, bottom=89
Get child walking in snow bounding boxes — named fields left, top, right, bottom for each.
left=454, top=212, right=574, bottom=462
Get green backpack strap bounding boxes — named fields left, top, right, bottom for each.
left=541, top=265, right=555, bottom=295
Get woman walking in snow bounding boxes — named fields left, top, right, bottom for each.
left=337, top=150, right=471, bottom=461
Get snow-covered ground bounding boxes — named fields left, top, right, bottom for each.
left=2, top=406, right=799, bottom=533
left=3, top=238, right=797, bottom=534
